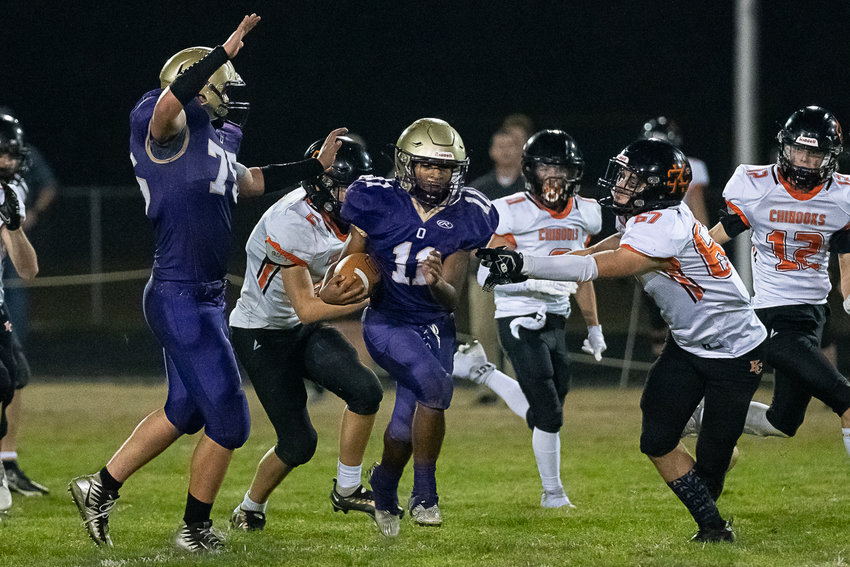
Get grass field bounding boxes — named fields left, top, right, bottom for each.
left=0, top=381, right=848, bottom=567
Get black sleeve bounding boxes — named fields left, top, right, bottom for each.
left=830, top=230, right=850, bottom=254
left=260, top=159, right=324, bottom=195
left=169, top=46, right=229, bottom=106
left=718, top=208, right=749, bottom=238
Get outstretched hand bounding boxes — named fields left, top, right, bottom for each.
left=223, top=13, right=262, bottom=59
left=0, top=182, right=22, bottom=231
left=475, top=247, right=526, bottom=291
left=316, top=127, right=349, bottom=171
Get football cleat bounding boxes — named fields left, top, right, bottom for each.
left=373, top=509, right=401, bottom=538
left=540, top=487, right=575, bottom=509
left=0, top=463, right=12, bottom=512
left=682, top=400, right=704, bottom=437
left=68, top=473, right=119, bottom=547
left=452, top=341, right=495, bottom=384
left=691, top=519, right=735, bottom=543
left=175, top=520, right=225, bottom=552
left=331, top=479, right=376, bottom=517
left=408, top=496, right=442, bottom=527
left=230, top=505, right=266, bottom=531
left=5, top=462, right=49, bottom=496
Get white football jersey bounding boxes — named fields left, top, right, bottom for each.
left=723, top=164, right=850, bottom=308
left=230, top=188, right=345, bottom=330
left=619, top=203, right=766, bottom=358
left=492, top=192, right=602, bottom=318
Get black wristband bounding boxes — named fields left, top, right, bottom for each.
left=718, top=208, right=749, bottom=238
left=169, top=45, right=229, bottom=107
left=260, top=159, right=325, bottom=194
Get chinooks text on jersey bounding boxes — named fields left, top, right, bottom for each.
left=129, top=89, right=243, bottom=283
left=341, top=176, right=498, bottom=324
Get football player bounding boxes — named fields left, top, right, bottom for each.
left=320, top=118, right=499, bottom=537
left=0, top=115, right=39, bottom=512
left=705, top=106, right=850, bottom=451
left=228, top=136, right=389, bottom=531
left=455, top=130, right=605, bottom=509
left=479, top=139, right=767, bottom=543
left=68, top=14, right=348, bottom=552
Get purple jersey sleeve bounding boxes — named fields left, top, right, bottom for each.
left=341, top=176, right=396, bottom=236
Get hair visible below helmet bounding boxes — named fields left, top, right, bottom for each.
left=159, top=46, right=249, bottom=127
left=394, top=118, right=469, bottom=207
left=776, top=106, right=843, bottom=192
left=0, top=114, right=29, bottom=181
left=598, top=138, right=692, bottom=217
left=302, top=136, right=373, bottom=227
left=641, top=116, right=683, bottom=149
left=521, top=129, right=584, bottom=211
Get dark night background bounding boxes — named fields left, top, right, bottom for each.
left=4, top=1, right=850, bottom=376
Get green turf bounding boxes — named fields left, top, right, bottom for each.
left=1, top=382, right=847, bottom=566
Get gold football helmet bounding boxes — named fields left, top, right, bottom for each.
left=394, top=118, right=468, bottom=206
left=159, top=46, right=249, bottom=126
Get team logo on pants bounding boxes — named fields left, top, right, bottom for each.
left=749, top=360, right=763, bottom=374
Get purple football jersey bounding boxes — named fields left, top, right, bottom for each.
left=342, top=176, right=498, bottom=324
left=129, top=89, right=243, bottom=282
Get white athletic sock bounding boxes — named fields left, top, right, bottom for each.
left=842, top=429, right=850, bottom=458
left=743, top=401, right=787, bottom=437
left=0, top=452, right=17, bottom=461
left=482, top=370, right=531, bottom=419
left=241, top=490, right=267, bottom=513
left=532, top=428, right=563, bottom=493
left=336, top=460, right=362, bottom=496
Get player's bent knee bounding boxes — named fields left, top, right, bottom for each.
left=344, top=371, right=383, bottom=416
left=416, top=374, right=453, bottom=410
left=640, top=427, right=679, bottom=458
left=275, top=427, right=318, bottom=467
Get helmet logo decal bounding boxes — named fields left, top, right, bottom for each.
left=666, top=166, right=689, bottom=197
left=434, top=151, right=455, bottom=159
left=795, top=135, right=819, bottom=147
left=616, top=153, right=629, bottom=163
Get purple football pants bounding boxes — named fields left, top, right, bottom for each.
left=362, top=307, right=455, bottom=443
left=143, top=277, right=250, bottom=450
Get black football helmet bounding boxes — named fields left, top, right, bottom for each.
left=598, top=139, right=692, bottom=217
left=0, top=114, right=29, bottom=181
left=521, top=129, right=584, bottom=212
left=776, top=106, right=843, bottom=192
left=641, top=116, right=683, bottom=148
left=302, top=135, right=372, bottom=228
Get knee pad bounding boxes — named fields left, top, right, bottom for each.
left=526, top=407, right=563, bottom=434
left=344, top=369, right=383, bottom=416
left=417, top=371, right=454, bottom=410
left=275, top=425, right=318, bottom=468
left=640, top=420, right=679, bottom=458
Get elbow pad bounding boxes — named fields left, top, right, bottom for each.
left=718, top=209, right=749, bottom=238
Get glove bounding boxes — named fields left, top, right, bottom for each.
left=844, top=295, right=850, bottom=315
left=476, top=246, right=526, bottom=291
left=581, top=325, right=607, bottom=361
left=510, top=305, right=547, bottom=339
left=0, top=182, right=21, bottom=231
left=528, top=279, right=578, bottom=296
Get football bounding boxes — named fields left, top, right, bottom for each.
left=333, top=252, right=381, bottom=293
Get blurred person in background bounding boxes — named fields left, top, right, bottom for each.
left=0, top=114, right=40, bottom=512
left=0, top=113, right=47, bottom=499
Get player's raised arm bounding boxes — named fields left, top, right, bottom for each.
left=151, top=13, right=261, bottom=142
left=237, top=127, right=349, bottom=198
